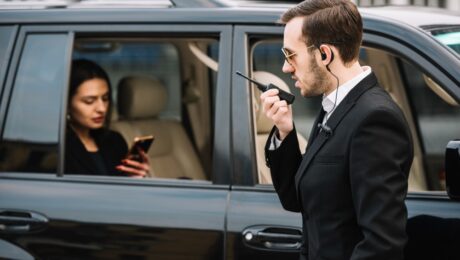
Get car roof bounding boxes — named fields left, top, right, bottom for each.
left=360, top=6, right=460, bottom=28
left=0, top=0, right=296, bottom=9
left=0, top=0, right=459, bottom=29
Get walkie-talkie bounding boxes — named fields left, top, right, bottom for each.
left=236, top=71, right=295, bottom=104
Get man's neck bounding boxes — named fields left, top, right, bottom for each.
left=339, top=61, right=364, bottom=83
left=324, top=60, right=363, bottom=95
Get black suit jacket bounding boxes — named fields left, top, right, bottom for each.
left=265, top=73, right=413, bottom=260
left=65, top=128, right=128, bottom=176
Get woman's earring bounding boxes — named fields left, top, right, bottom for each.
left=66, top=114, right=71, bottom=121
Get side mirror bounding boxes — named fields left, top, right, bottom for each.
left=446, top=140, right=460, bottom=200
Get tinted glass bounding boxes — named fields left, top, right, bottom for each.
left=432, top=26, right=460, bottom=55
left=402, top=61, right=460, bottom=190
left=4, top=34, right=66, bottom=142
left=0, top=34, right=67, bottom=173
left=0, top=26, right=15, bottom=84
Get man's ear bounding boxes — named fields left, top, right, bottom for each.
left=319, top=44, right=334, bottom=65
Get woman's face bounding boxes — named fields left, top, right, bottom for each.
left=69, top=78, right=110, bottom=131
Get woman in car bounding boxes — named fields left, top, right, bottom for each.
left=65, top=59, right=150, bottom=177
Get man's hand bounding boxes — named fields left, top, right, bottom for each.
left=260, top=88, right=293, bottom=140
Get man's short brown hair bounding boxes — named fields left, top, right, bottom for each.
left=280, top=0, right=363, bottom=64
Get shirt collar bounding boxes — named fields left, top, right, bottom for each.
left=322, top=66, right=372, bottom=115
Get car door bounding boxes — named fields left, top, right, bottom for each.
left=228, top=17, right=460, bottom=259
left=0, top=23, right=232, bottom=259
left=362, top=15, right=460, bottom=259
left=226, top=25, right=302, bottom=260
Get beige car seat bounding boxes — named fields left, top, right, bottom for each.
left=110, top=76, right=206, bottom=180
left=253, top=71, right=307, bottom=184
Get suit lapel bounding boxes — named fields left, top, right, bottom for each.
left=294, top=72, right=378, bottom=189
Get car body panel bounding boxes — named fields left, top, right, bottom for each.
left=0, top=174, right=228, bottom=259
left=0, top=3, right=459, bottom=259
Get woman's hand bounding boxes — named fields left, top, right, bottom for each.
left=116, top=149, right=151, bottom=178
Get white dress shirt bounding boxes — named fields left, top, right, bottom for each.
left=321, top=66, right=372, bottom=124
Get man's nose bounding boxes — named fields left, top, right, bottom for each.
left=282, top=60, right=294, bottom=73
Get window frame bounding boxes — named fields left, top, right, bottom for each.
left=232, top=25, right=284, bottom=188
left=0, top=26, right=73, bottom=176
left=0, top=24, right=233, bottom=187
left=233, top=23, right=460, bottom=195
left=0, top=26, right=18, bottom=112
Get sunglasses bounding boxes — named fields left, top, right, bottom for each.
left=281, top=44, right=316, bottom=65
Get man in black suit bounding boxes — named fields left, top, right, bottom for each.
left=261, top=0, right=413, bottom=259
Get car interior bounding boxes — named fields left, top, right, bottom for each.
left=249, top=38, right=460, bottom=192
left=71, top=36, right=219, bottom=181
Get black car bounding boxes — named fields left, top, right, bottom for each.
left=0, top=0, right=459, bottom=259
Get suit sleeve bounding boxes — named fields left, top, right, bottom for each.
left=349, top=108, right=413, bottom=260
left=265, top=126, right=303, bottom=212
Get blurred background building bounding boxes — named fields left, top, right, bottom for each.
left=1, top=0, right=459, bottom=11
left=353, top=0, right=459, bottom=11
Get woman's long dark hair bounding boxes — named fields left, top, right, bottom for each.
left=68, top=59, right=113, bottom=128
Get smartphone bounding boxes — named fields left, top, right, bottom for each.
left=126, top=135, right=154, bottom=162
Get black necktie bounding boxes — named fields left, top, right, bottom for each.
left=312, top=108, right=326, bottom=140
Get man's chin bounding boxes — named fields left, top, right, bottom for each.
left=300, top=89, right=308, bottom=97
left=300, top=88, right=317, bottom=98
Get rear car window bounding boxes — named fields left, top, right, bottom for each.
left=431, top=26, right=460, bottom=55
left=0, top=34, right=68, bottom=173
left=0, top=26, right=15, bottom=96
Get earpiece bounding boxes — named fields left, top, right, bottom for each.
left=320, top=45, right=334, bottom=64
left=320, top=50, right=334, bottom=63
left=321, top=51, right=327, bottom=61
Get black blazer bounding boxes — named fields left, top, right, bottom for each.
left=65, top=128, right=128, bottom=176
left=265, top=73, right=413, bottom=260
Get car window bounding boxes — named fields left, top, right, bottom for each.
left=431, top=26, right=460, bottom=55
left=401, top=61, right=460, bottom=190
left=0, top=26, right=15, bottom=87
left=249, top=38, right=453, bottom=192
left=73, top=41, right=182, bottom=119
left=68, top=36, right=218, bottom=181
left=251, top=39, right=319, bottom=185
left=0, top=34, right=68, bottom=173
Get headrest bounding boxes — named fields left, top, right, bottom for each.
left=253, top=71, right=292, bottom=134
left=117, top=76, right=168, bottom=119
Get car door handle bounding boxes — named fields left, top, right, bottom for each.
left=0, top=210, right=48, bottom=233
left=242, top=225, right=302, bottom=251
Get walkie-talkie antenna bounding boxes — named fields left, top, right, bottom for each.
left=236, top=71, right=295, bottom=104
left=236, top=71, right=266, bottom=91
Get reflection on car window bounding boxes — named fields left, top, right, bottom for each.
left=0, top=26, right=14, bottom=85
left=0, top=34, right=68, bottom=173
left=431, top=27, right=460, bottom=55
left=402, top=61, right=460, bottom=190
